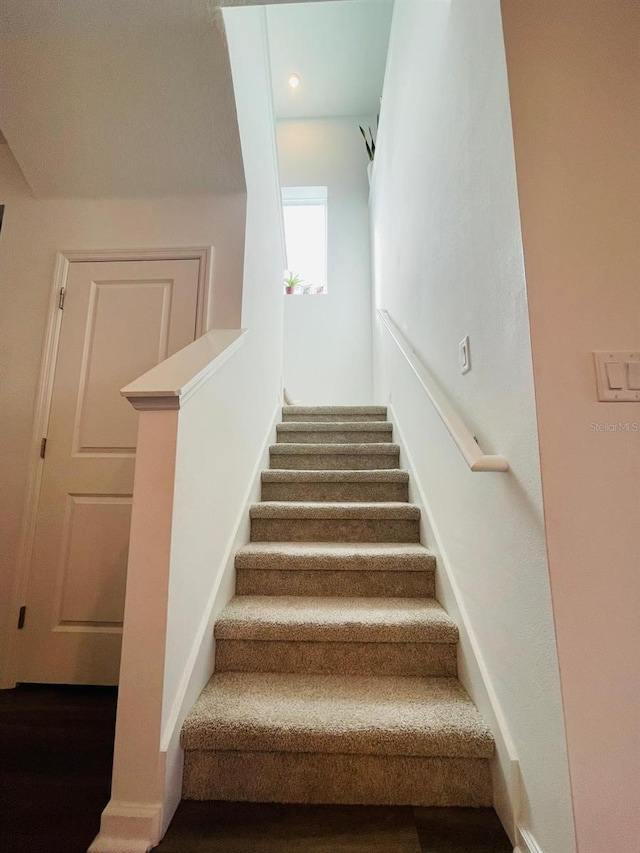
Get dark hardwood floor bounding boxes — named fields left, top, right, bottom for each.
left=155, top=801, right=512, bottom=853
left=0, top=684, right=117, bottom=853
left=0, top=685, right=512, bottom=853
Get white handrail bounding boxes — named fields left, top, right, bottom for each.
left=377, top=309, right=509, bottom=473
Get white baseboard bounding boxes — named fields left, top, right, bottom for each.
left=517, top=825, right=545, bottom=853
left=88, top=801, right=162, bottom=853
left=89, top=840, right=151, bottom=853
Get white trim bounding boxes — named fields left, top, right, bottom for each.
left=88, top=800, right=163, bottom=853
left=378, top=309, right=509, bottom=472
left=516, top=826, right=545, bottom=853
left=281, top=194, right=328, bottom=293
left=122, top=329, right=247, bottom=411
left=282, top=185, right=328, bottom=206
left=0, top=246, right=213, bottom=689
left=0, top=252, right=68, bottom=688
left=51, top=247, right=214, bottom=336
left=389, top=402, right=521, bottom=843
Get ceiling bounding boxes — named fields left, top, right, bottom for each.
left=0, top=0, right=245, bottom=197
left=0, top=0, right=393, bottom=198
left=267, top=0, right=394, bottom=120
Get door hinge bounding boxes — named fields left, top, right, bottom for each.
left=40, top=437, right=47, bottom=459
left=58, top=287, right=65, bottom=310
left=17, top=606, right=26, bottom=630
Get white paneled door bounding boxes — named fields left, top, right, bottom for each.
left=18, top=259, right=201, bottom=684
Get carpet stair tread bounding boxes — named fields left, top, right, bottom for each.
left=250, top=502, right=420, bottom=520
left=181, top=672, right=493, bottom=759
left=262, top=469, right=409, bottom=483
left=276, top=422, right=393, bottom=434
left=282, top=406, right=388, bottom=419
left=215, top=595, right=458, bottom=643
left=276, top=423, right=393, bottom=445
left=235, top=542, right=435, bottom=572
left=270, top=443, right=399, bottom=455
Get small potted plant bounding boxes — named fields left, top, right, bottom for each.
left=284, top=271, right=302, bottom=295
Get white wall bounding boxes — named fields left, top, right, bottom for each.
left=501, top=2, right=640, bottom=850
left=371, top=2, right=575, bottom=851
left=0, top=143, right=246, bottom=683
left=277, top=118, right=373, bottom=405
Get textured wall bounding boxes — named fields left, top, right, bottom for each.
left=502, top=1, right=640, bottom=850
left=370, top=1, right=575, bottom=849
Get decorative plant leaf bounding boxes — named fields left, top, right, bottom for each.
left=359, top=125, right=375, bottom=162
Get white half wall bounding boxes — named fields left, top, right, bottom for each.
left=0, top=143, right=246, bottom=685
left=277, top=118, right=374, bottom=405
left=371, top=2, right=575, bottom=851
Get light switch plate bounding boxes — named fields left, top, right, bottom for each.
left=593, top=351, right=640, bottom=401
left=459, top=336, right=471, bottom=374
left=628, top=361, right=640, bottom=390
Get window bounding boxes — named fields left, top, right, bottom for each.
left=282, top=186, right=327, bottom=294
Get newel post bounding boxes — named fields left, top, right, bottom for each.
left=90, top=399, right=180, bottom=852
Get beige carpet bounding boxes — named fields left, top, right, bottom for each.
left=181, top=405, right=494, bottom=807
left=214, top=596, right=458, bottom=642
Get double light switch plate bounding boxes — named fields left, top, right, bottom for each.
left=593, top=351, right=640, bottom=401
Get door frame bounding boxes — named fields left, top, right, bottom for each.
left=1, top=246, right=213, bottom=688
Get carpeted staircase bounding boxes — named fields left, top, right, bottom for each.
left=181, top=406, right=494, bottom=806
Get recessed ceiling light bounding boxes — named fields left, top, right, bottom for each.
left=288, top=73, right=300, bottom=90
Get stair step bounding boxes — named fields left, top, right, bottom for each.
left=250, top=502, right=421, bottom=543
left=182, top=403, right=494, bottom=810
left=182, top=750, right=492, bottom=806
left=235, top=542, right=435, bottom=571
left=282, top=406, right=388, bottom=423
left=214, top=596, right=457, bottom=676
left=181, top=672, right=493, bottom=757
left=270, top=443, right=400, bottom=471
left=181, top=673, right=494, bottom=805
left=276, top=422, right=393, bottom=444
left=216, top=596, right=457, bottom=643
left=216, top=639, right=456, bottom=677
left=261, top=469, right=409, bottom=502
left=235, top=542, right=435, bottom=597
